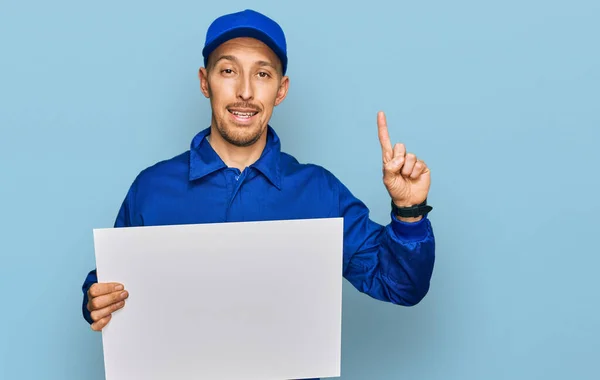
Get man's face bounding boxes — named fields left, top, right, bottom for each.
left=199, top=37, right=289, bottom=147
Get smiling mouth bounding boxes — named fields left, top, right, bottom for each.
left=228, top=109, right=259, bottom=120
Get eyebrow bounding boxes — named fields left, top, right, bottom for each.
left=255, top=60, right=278, bottom=70
left=213, top=55, right=239, bottom=65
left=213, top=55, right=278, bottom=71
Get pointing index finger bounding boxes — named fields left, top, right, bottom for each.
left=377, top=111, right=393, bottom=162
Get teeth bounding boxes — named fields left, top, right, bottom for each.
left=231, top=110, right=256, bottom=118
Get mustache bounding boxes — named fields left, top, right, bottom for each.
left=227, top=102, right=262, bottom=112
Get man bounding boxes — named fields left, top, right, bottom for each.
left=82, top=8, right=435, bottom=338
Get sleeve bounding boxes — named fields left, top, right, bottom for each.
left=81, top=181, right=138, bottom=324
left=338, top=179, right=435, bottom=306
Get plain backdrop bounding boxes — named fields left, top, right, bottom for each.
left=1, top=1, right=598, bottom=379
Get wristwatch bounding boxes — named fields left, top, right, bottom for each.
left=391, top=199, right=433, bottom=218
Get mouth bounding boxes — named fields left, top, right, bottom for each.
left=228, top=108, right=259, bottom=123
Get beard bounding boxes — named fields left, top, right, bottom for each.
left=214, top=116, right=265, bottom=147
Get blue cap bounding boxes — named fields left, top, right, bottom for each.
left=202, top=9, right=288, bottom=74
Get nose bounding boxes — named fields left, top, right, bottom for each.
left=236, top=73, right=254, bottom=101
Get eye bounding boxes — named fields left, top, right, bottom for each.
left=221, top=68, right=234, bottom=75
left=257, top=71, right=270, bottom=78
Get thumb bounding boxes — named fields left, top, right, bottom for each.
left=383, top=153, right=405, bottom=179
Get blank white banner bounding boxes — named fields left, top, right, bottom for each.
left=93, top=218, right=343, bottom=380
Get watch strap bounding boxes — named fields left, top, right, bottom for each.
left=391, top=199, right=433, bottom=218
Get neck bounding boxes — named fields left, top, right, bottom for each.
left=207, top=126, right=267, bottom=171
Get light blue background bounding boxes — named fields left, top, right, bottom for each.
left=1, top=0, right=598, bottom=379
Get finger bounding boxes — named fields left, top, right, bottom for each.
left=410, top=160, right=427, bottom=179
left=88, top=282, right=124, bottom=298
left=383, top=152, right=405, bottom=177
left=392, top=143, right=406, bottom=160
left=386, top=144, right=405, bottom=171
left=377, top=111, right=393, bottom=162
left=401, top=153, right=417, bottom=177
left=91, top=314, right=112, bottom=331
left=88, top=290, right=129, bottom=312
left=90, top=301, right=126, bottom=322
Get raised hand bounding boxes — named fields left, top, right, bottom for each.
left=377, top=111, right=431, bottom=208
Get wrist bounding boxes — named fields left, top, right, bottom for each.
left=391, top=198, right=432, bottom=219
left=392, top=200, right=416, bottom=208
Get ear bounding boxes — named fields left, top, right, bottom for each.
left=198, top=67, right=210, bottom=98
left=274, top=75, right=289, bottom=106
